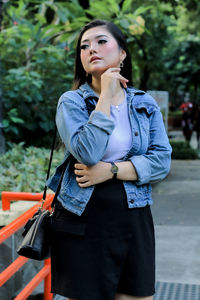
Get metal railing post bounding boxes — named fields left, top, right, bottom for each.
left=0, top=192, right=54, bottom=299
left=44, top=258, right=53, bottom=300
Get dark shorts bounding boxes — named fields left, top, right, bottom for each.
left=50, top=179, right=155, bottom=300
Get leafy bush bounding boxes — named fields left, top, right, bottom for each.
left=168, top=110, right=182, bottom=117
left=0, top=0, right=81, bottom=146
left=1, top=0, right=148, bottom=147
left=0, top=140, right=198, bottom=197
left=170, top=140, right=199, bottom=159
left=0, top=143, right=64, bottom=194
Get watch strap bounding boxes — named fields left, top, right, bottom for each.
left=111, top=162, right=118, bottom=179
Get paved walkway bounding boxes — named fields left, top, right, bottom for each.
left=168, top=129, right=200, bottom=150
left=152, top=160, right=200, bottom=285
left=151, top=130, right=200, bottom=299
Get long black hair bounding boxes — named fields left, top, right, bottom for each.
left=72, top=19, right=133, bottom=89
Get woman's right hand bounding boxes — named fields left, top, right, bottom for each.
left=100, top=67, right=129, bottom=99
left=74, top=161, right=113, bottom=188
left=95, top=67, right=128, bottom=116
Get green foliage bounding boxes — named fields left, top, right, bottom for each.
left=164, top=38, right=200, bottom=105
left=3, top=108, right=24, bottom=135
left=126, top=0, right=176, bottom=90
left=170, top=141, right=199, bottom=159
left=0, top=143, right=64, bottom=193
left=162, top=0, right=200, bottom=104
left=168, top=110, right=182, bottom=117
left=1, top=0, right=200, bottom=147
left=1, top=0, right=147, bottom=146
left=1, top=0, right=79, bottom=145
left=2, top=47, right=74, bottom=144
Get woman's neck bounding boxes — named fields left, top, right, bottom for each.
left=90, top=76, right=101, bottom=96
left=91, top=76, right=123, bottom=101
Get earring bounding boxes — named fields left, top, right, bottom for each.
left=120, top=61, right=124, bottom=68
left=86, top=72, right=89, bottom=77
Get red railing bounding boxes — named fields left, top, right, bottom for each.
left=0, top=192, right=54, bottom=300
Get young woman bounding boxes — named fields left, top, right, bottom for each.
left=48, top=19, right=172, bottom=300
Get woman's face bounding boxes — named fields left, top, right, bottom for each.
left=80, top=26, right=126, bottom=77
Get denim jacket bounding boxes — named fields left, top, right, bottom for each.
left=47, top=83, right=172, bottom=216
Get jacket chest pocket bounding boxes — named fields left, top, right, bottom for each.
left=124, top=107, right=150, bottom=156
left=135, top=108, right=150, bottom=134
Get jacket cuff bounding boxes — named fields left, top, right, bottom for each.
left=88, top=111, right=115, bottom=134
left=130, top=155, right=151, bottom=185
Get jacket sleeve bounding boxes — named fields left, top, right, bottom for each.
left=129, top=107, right=172, bottom=185
left=56, top=91, right=115, bottom=165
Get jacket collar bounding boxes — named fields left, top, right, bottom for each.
left=79, top=82, right=145, bottom=101
left=79, top=82, right=98, bottom=100
left=79, top=82, right=157, bottom=115
left=126, top=86, right=145, bottom=105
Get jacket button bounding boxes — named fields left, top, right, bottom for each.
left=130, top=199, right=134, bottom=204
left=135, top=131, right=139, bottom=136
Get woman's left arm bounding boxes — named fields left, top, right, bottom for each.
left=129, top=108, right=172, bottom=185
left=74, top=105, right=172, bottom=188
left=74, top=160, right=137, bottom=188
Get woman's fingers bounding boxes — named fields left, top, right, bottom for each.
left=107, top=72, right=129, bottom=84
left=121, top=80, right=128, bottom=88
left=114, top=74, right=128, bottom=88
left=74, top=164, right=89, bottom=184
left=115, top=73, right=129, bottom=82
left=103, top=67, right=129, bottom=82
left=76, top=175, right=87, bottom=183
left=74, top=168, right=84, bottom=176
left=77, top=181, right=91, bottom=188
left=74, top=163, right=84, bottom=170
left=75, top=175, right=93, bottom=188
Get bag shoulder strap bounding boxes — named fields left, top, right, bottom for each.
left=42, top=125, right=57, bottom=201
left=42, top=96, right=96, bottom=207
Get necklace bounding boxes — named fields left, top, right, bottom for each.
left=112, top=100, right=125, bottom=112
left=111, top=89, right=125, bottom=112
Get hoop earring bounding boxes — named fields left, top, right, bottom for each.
left=120, top=61, right=124, bottom=68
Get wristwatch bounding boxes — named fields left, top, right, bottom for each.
left=111, top=162, right=119, bottom=179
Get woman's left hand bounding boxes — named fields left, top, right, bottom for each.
left=74, top=161, right=112, bottom=188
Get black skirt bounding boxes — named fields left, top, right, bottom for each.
left=50, top=178, right=155, bottom=300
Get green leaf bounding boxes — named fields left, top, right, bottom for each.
left=10, top=116, right=24, bottom=124
left=108, top=0, right=120, bottom=14
left=122, top=0, right=133, bottom=13
left=11, top=126, right=19, bottom=135
left=118, top=19, right=130, bottom=29
left=2, top=120, right=10, bottom=128
left=134, top=6, right=153, bottom=16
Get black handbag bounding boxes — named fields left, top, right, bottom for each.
left=17, top=129, right=71, bottom=260
left=17, top=209, right=51, bottom=260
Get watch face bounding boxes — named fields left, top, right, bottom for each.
left=111, top=164, right=118, bottom=174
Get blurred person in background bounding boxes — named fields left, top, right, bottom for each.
left=181, top=103, right=194, bottom=143
left=193, top=104, right=200, bottom=149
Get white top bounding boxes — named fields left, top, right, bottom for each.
left=102, top=91, right=132, bottom=162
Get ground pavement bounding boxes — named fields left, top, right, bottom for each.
left=152, top=130, right=200, bottom=300
left=152, top=159, right=200, bottom=300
